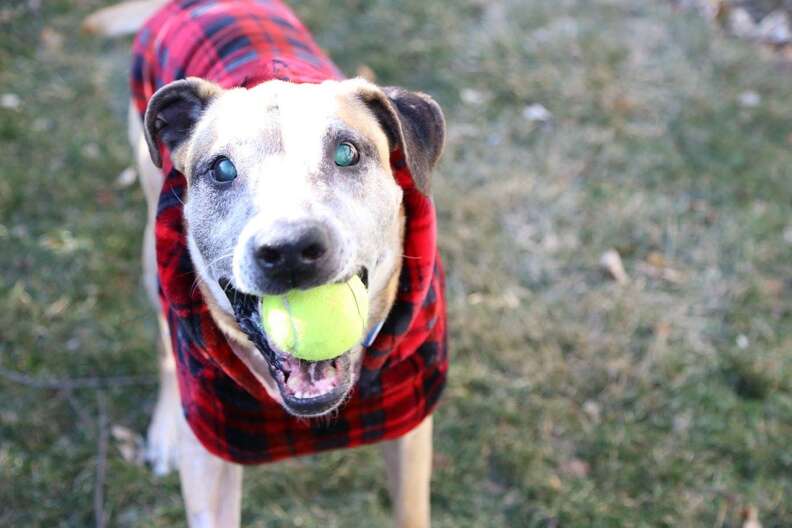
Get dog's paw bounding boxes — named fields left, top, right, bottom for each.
left=145, top=400, right=180, bottom=476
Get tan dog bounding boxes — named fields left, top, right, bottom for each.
left=86, top=1, right=447, bottom=526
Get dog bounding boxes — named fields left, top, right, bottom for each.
left=84, top=0, right=448, bottom=526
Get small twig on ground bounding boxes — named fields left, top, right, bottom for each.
left=94, top=392, right=109, bottom=528
left=61, top=388, right=95, bottom=431
left=0, top=366, right=155, bottom=390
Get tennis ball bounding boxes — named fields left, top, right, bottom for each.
left=259, top=276, right=369, bottom=361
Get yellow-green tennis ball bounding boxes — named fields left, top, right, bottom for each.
left=259, top=276, right=369, bottom=361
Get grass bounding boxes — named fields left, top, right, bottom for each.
left=1, top=0, right=791, bottom=526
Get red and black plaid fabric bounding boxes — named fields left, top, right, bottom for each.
left=130, top=0, right=447, bottom=464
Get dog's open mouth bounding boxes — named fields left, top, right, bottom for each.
left=219, top=270, right=367, bottom=417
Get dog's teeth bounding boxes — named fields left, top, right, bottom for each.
left=287, top=375, right=301, bottom=392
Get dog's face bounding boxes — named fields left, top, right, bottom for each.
left=144, top=77, right=444, bottom=417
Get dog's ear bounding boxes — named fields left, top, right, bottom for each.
left=357, top=83, right=446, bottom=194
left=143, top=77, right=222, bottom=168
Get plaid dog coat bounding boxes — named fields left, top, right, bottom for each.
left=131, top=0, right=447, bottom=464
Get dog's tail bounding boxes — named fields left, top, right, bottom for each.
left=81, top=0, right=168, bottom=37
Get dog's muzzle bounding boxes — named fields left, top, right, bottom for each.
left=219, top=271, right=367, bottom=417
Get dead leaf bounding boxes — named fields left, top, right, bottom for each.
left=742, top=505, right=762, bottom=528
left=40, top=27, right=64, bottom=52
left=115, top=167, right=137, bottom=188
left=600, top=249, right=629, bottom=284
left=638, top=254, right=685, bottom=284
left=583, top=400, right=601, bottom=423
left=1, top=93, right=20, bottom=110
left=522, top=103, right=553, bottom=122
left=738, top=90, right=761, bottom=108
left=81, top=142, right=100, bottom=160
left=711, top=0, right=729, bottom=25
left=468, top=292, right=484, bottom=305
left=759, top=278, right=784, bottom=298
left=655, top=321, right=672, bottom=340
left=111, top=425, right=145, bottom=466
left=756, top=11, right=791, bottom=46
left=433, top=452, right=451, bottom=470
left=646, top=251, right=667, bottom=268
left=560, top=458, right=590, bottom=479
left=44, top=297, right=70, bottom=318
left=729, top=8, right=757, bottom=39
left=355, top=64, right=376, bottom=82
left=460, top=88, right=488, bottom=106
left=782, top=43, right=792, bottom=61
left=95, top=189, right=114, bottom=206
left=672, top=411, right=692, bottom=433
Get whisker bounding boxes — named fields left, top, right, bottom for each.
left=206, top=251, right=235, bottom=271
left=170, top=188, right=185, bottom=206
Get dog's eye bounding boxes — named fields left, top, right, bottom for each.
left=211, top=157, right=237, bottom=183
left=334, top=142, right=359, bottom=167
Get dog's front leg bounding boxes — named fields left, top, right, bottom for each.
left=381, top=415, right=433, bottom=528
left=177, top=415, right=243, bottom=528
left=131, top=103, right=244, bottom=527
left=145, top=316, right=181, bottom=475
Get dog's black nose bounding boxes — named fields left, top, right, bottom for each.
left=254, top=222, right=335, bottom=291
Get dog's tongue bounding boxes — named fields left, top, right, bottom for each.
left=281, top=355, right=342, bottom=399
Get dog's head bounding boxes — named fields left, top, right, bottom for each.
left=143, top=77, right=445, bottom=417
